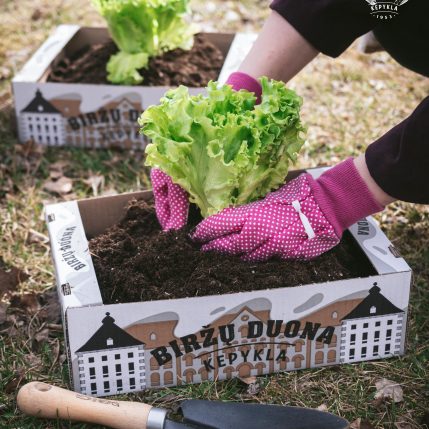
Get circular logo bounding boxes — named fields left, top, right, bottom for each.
left=366, top=0, right=408, bottom=20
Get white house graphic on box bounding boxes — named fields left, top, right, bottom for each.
left=20, top=89, right=65, bottom=145
left=339, top=284, right=404, bottom=363
left=75, top=312, right=145, bottom=396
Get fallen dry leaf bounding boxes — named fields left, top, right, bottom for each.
left=375, top=378, right=404, bottom=403
left=0, top=66, right=11, bottom=80
left=61, top=192, right=79, bottom=201
left=239, top=376, right=261, bottom=395
left=239, top=376, right=257, bottom=385
left=26, top=228, right=49, bottom=245
left=43, top=176, right=73, bottom=195
left=0, top=258, right=28, bottom=297
left=350, top=418, right=375, bottom=429
left=317, top=404, right=328, bottom=412
left=0, top=303, right=8, bottom=324
left=5, top=325, right=19, bottom=337
left=39, top=290, right=61, bottom=324
left=11, top=292, right=40, bottom=315
left=394, top=421, right=413, bottom=429
left=31, top=8, right=42, bottom=20
left=48, top=160, right=69, bottom=182
left=34, top=328, right=50, bottom=343
left=83, top=174, right=105, bottom=196
left=24, top=353, right=43, bottom=368
left=246, top=382, right=260, bottom=396
left=101, top=187, right=118, bottom=197
left=49, top=169, right=63, bottom=180
left=45, top=323, right=63, bottom=331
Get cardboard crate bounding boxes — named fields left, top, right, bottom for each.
left=12, top=25, right=256, bottom=150
left=45, top=167, right=412, bottom=398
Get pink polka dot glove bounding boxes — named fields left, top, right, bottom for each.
left=150, top=72, right=262, bottom=231
left=150, top=168, right=189, bottom=231
left=191, top=158, right=384, bottom=261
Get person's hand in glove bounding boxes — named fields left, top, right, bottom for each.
left=150, top=168, right=189, bottom=231
left=191, top=157, right=390, bottom=261
left=150, top=72, right=263, bottom=231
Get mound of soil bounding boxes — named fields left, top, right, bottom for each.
left=47, top=33, right=224, bottom=87
left=89, top=199, right=377, bottom=304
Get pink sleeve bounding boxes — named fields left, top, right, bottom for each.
left=310, top=158, right=384, bottom=237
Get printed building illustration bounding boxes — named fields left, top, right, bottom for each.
left=75, top=312, right=145, bottom=396
left=74, top=283, right=406, bottom=396
left=124, top=283, right=405, bottom=388
left=126, top=305, right=338, bottom=388
left=20, top=90, right=65, bottom=146
left=19, top=89, right=145, bottom=149
left=339, top=284, right=404, bottom=363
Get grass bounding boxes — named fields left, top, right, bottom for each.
left=0, top=0, right=428, bottom=428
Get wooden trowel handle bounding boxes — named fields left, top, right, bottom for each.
left=17, top=382, right=156, bottom=429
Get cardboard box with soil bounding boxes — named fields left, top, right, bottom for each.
left=89, top=199, right=377, bottom=305
left=46, top=167, right=412, bottom=396
left=13, top=26, right=255, bottom=149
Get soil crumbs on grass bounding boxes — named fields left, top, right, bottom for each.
left=48, top=33, right=224, bottom=87
left=89, top=199, right=376, bottom=304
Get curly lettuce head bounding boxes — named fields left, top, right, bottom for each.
left=139, top=77, right=306, bottom=217
left=93, top=0, right=197, bottom=85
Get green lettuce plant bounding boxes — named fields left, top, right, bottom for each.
left=139, top=78, right=306, bottom=217
left=92, top=0, right=198, bottom=85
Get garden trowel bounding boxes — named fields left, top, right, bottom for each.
left=17, top=381, right=349, bottom=429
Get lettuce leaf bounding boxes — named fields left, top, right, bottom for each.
left=106, top=51, right=149, bottom=85
left=93, top=0, right=198, bottom=85
left=140, top=78, right=306, bottom=217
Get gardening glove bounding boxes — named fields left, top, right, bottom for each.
left=151, top=168, right=189, bottom=231
left=191, top=158, right=384, bottom=261
left=151, top=72, right=262, bottom=230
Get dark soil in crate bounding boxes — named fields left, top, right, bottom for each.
left=89, top=199, right=377, bottom=305
left=47, top=33, right=224, bottom=87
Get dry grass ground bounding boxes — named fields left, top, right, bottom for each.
left=0, top=0, right=428, bottom=428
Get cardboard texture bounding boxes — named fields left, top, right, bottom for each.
left=12, top=26, right=256, bottom=150
left=45, top=167, right=412, bottom=398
